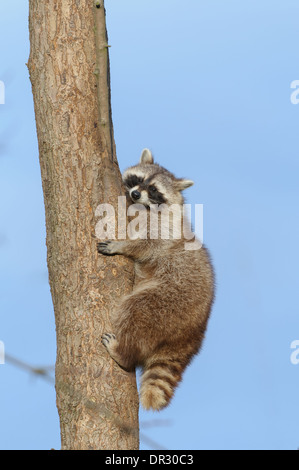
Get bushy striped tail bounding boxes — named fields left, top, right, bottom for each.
left=140, top=361, right=182, bottom=411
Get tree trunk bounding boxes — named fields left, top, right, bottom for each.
left=28, top=0, right=139, bottom=450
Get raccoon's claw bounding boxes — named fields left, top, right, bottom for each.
left=97, top=241, right=116, bottom=256
left=101, top=334, right=128, bottom=369
left=101, top=333, right=116, bottom=346
left=101, top=333, right=118, bottom=356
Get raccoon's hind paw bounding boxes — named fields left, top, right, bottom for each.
left=101, top=333, right=116, bottom=347
left=101, top=333, right=129, bottom=369
left=101, top=333, right=122, bottom=363
left=97, top=240, right=117, bottom=256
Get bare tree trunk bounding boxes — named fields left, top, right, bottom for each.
left=28, top=0, right=139, bottom=450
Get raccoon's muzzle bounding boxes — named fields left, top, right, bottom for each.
left=131, top=190, right=141, bottom=201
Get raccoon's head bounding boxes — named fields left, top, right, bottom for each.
left=122, top=149, right=194, bottom=207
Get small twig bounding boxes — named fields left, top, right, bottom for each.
left=5, top=353, right=55, bottom=384
left=139, top=432, right=167, bottom=451
left=140, top=419, right=172, bottom=429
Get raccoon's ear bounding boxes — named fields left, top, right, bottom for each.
left=176, top=179, right=194, bottom=191
left=140, top=148, right=154, bottom=165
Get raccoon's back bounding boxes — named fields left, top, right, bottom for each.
left=137, top=245, right=214, bottom=411
left=146, top=242, right=214, bottom=313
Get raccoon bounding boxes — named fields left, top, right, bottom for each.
left=97, top=149, right=215, bottom=411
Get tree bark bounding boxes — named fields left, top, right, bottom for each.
left=28, top=0, right=139, bottom=450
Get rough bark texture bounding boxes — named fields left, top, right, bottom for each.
left=28, top=0, right=139, bottom=450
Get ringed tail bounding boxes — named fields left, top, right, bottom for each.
left=140, top=360, right=183, bottom=411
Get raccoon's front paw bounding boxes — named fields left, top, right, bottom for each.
left=97, top=240, right=119, bottom=256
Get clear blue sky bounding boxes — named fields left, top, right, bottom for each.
left=0, top=0, right=299, bottom=450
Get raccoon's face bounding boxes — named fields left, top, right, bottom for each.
left=123, top=149, right=194, bottom=207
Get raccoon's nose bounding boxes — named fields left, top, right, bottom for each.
left=131, top=190, right=141, bottom=200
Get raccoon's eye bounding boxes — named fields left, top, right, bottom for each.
left=148, top=185, right=166, bottom=204
left=125, top=175, right=144, bottom=188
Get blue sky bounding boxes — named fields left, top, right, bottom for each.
left=0, top=0, right=299, bottom=450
